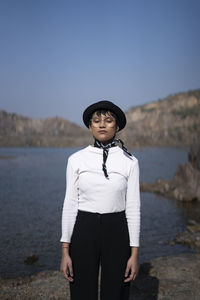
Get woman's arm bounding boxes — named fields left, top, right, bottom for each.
left=125, top=159, right=141, bottom=247
left=124, top=247, right=139, bottom=282
left=60, top=158, right=79, bottom=244
left=60, top=157, right=79, bottom=281
left=60, top=242, right=74, bottom=282
left=124, top=158, right=141, bottom=282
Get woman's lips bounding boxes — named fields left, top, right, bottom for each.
left=98, top=130, right=107, bottom=134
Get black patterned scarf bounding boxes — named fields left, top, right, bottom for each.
left=94, top=138, right=132, bottom=178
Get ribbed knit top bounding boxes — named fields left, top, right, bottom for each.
left=60, top=145, right=141, bottom=246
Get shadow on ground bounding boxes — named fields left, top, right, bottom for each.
left=130, top=263, right=159, bottom=300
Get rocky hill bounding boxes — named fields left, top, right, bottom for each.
left=120, top=89, right=200, bottom=148
left=0, top=89, right=200, bottom=148
left=0, top=110, right=91, bottom=147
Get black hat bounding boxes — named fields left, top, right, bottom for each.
left=83, top=100, right=126, bottom=131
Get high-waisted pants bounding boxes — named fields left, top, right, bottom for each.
left=69, top=210, right=131, bottom=300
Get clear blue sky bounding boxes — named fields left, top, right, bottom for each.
left=0, top=0, right=199, bottom=125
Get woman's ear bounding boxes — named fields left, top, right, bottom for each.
left=116, top=125, right=119, bottom=132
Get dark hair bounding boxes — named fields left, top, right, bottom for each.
left=89, top=109, right=119, bottom=125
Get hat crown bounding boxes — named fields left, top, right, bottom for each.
left=83, top=100, right=126, bottom=131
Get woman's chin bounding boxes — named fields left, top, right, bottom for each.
left=94, top=136, right=115, bottom=144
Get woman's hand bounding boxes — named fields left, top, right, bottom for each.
left=124, top=247, right=139, bottom=282
left=60, top=244, right=74, bottom=282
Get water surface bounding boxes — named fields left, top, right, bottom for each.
left=0, top=146, right=195, bottom=278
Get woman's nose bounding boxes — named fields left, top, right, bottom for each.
left=99, top=120, right=106, bottom=127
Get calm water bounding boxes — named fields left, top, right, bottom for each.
left=0, top=146, right=197, bottom=278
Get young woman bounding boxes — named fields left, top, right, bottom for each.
left=60, top=100, right=141, bottom=300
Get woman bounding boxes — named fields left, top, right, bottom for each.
left=60, top=100, right=141, bottom=300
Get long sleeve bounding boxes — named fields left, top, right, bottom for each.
left=60, top=158, right=79, bottom=243
left=125, top=159, right=141, bottom=247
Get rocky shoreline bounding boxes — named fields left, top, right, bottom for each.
left=1, top=252, right=199, bottom=300
left=171, top=219, right=200, bottom=251
left=140, top=144, right=200, bottom=202
left=140, top=145, right=200, bottom=254
left=1, top=224, right=199, bottom=298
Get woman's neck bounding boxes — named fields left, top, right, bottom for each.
left=94, top=138, right=116, bottom=146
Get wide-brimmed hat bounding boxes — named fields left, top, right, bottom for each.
left=83, top=100, right=126, bottom=131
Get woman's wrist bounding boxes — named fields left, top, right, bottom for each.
left=130, top=246, right=139, bottom=258
left=62, top=242, right=70, bottom=253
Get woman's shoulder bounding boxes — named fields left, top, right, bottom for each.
left=115, top=147, right=139, bottom=163
left=68, top=146, right=90, bottom=160
left=68, top=145, right=98, bottom=164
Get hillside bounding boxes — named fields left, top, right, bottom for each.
left=0, top=111, right=91, bottom=147
left=0, top=89, right=200, bottom=148
left=120, top=89, right=200, bottom=148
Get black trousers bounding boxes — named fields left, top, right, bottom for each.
left=69, top=210, right=131, bottom=300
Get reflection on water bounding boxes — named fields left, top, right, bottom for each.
left=0, top=146, right=196, bottom=278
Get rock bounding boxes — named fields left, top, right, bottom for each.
left=188, top=219, right=197, bottom=225
left=0, top=109, right=92, bottom=147
left=140, top=179, right=169, bottom=194
left=1, top=89, right=200, bottom=148
left=187, top=224, right=200, bottom=233
left=24, top=254, right=38, bottom=265
left=188, top=144, right=200, bottom=171
left=124, top=89, right=200, bottom=148
left=141, top=145, right=200, bottom=202
left=172, top=162, right=200, bottom=201
left=173, top=222, right=200, bottom=251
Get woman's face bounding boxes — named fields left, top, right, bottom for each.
left=89, top=111, right=119, bottom=144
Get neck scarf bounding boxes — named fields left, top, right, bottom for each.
left=94, top=138, right=132, bottom=178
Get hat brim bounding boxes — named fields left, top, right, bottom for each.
left=83, top=100, right=126, bottom=131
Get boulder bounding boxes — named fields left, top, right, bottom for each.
left=24, top=254, right=38, bottom=265
left=141, top=144, right=200, bottom=202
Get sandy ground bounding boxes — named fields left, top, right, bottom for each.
left=1, top=253, right=200, bottom=300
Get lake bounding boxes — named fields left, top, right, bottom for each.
left=0, top=146, right=196, bottom=278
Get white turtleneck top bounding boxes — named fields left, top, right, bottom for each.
left=60, top=145, right=141, bottom=247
